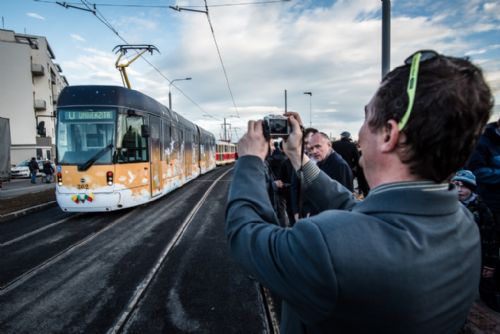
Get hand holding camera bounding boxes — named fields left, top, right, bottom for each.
left=237, top=112, right=307, bottom=168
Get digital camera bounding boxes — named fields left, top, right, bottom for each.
left=263, top=114, right=290, bottom=140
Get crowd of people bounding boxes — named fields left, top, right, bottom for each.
left=225, top=50, right=497, bottom=333
left=265, top=129, right=363, bottom=227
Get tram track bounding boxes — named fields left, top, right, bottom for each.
left=0, top=165, right=279, bottom=333
left=0, top=166, right=243, bottom=333
left=109, top=168, right=232, bottom=334
left=0, top=210, right=135, bottom=293
left=0, top=214, right=83, bottom=247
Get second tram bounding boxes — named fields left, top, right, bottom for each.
left=215, top=141, right=236, bottom=165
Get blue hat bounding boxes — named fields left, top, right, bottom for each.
left=451, top=170, right=476, bottom=189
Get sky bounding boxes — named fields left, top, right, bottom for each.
left=1, top=0, right=499, bottom=141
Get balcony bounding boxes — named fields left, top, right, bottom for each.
left=31, top=63, right=45, bottom=76
left=34, top=99, right=47, bottom=111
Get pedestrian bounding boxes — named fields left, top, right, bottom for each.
left=28, top=157, right=39, bottom=184
left=266, top=141, right=290, bottom=226
left=451, top=170, right=499, bottom=311
left=332, top=131, right=359, bottom=176
left=467, top=117, right=500, bottom=244
left=225, top=50, right=493, bottom=333
left=42, top=159, right=54, bottom=183
left=309, top=132, right=353, bottom=191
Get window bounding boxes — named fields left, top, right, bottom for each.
left=116, top=114, right=148, bottom=163
left=57, top=109, right=115, bottom=164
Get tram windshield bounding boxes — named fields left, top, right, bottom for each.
left=57, top=109, right=116, bottom=165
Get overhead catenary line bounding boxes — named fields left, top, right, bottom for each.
left=204, top=0, right=240, bottom=118
left=41, top=0, right=219, bottom=120
left=171, top=0, right=241, bottom=118
left=36, top=0, right=290, bottom=9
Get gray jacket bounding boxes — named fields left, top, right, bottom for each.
left=225, top=156, right=480, bottom=333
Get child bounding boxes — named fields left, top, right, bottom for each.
left=452, top=170, right=499, bottom=310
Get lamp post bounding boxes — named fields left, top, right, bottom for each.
left=303, top=91, right=312, bottom=128
left=169, top=77, right=192, bottom=110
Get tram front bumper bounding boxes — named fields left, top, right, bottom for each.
left=56, top=190, right=122, bottom=212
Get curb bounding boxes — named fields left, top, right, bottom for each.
left=0, top=201, right=57, bottom=223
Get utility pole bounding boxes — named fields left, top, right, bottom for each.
left=284, top=89, right=288, bottom=113
left=382, top=0, right=391, bottom=78
left=304, top=92, right=312, bottom=128
left=221, top=118, right=232, bottom=142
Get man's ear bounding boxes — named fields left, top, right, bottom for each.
left=380, top=120, right=400, bottom=153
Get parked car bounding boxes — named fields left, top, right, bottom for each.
left=10, top=159, right=45, bottom=178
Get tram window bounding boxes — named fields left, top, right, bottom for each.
left=162, top=121, right=170, bottom=161
left=116, top=114, right=148, bottom=163
left=56, top=109, right=115, bottom=165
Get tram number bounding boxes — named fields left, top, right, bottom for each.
left=77, top=184, right=89, bottom=190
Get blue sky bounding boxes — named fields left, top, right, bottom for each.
left=1, top=0, right=499, bottom=140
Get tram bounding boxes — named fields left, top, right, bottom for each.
left=215, top=141, right=237, bottom=165
left=55, top=85, right=216, bottom=212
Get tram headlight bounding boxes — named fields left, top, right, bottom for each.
left=57, top=172, right=62, bottom=185
left=106, top=171, right=114, bottom=186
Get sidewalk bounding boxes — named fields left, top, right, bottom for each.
left=0, top=177, right=56, bottom=221
left=0, top=178, right=55, bottom=198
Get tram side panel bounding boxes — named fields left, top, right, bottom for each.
left=198, top=127, right=216, bottom=173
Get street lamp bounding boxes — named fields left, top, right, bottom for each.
left=303, top=91, right=312, bottom=128
left=169, top=77, right=192, bottom=110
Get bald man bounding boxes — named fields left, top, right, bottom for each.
left=308, top=132, right=353, bottom=192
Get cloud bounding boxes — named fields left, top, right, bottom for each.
left=26, top=12, right=45, bottom=20
left=70, top=34, right=86, bottom=42
left=58, top=0, right=500, bottom=140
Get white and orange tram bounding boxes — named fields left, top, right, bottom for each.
left=215, top=141, right=237, bottom=165
left=55, top=85, right=216, bottom=212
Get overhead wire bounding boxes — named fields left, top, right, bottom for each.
left=40, top=0, right=292, bottom=119
left=202, top=0, right=240, bottom=117
left=81, top=0, right=217, bottom=119
left=44, top=0, right=220, bottom=119
left=36, top=0, right=289, bottom=9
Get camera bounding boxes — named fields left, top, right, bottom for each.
left=263, top=114, right=290, bottom=140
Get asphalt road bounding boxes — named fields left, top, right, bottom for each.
left=0, top=166, right=273, bottom=333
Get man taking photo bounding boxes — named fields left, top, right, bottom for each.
left=225, top=50, right=493, bottom=333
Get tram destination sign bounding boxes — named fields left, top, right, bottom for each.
left=60, top=110, right=115, bottom=121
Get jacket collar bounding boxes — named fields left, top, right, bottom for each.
left=355, top=181, right=459, bottom=216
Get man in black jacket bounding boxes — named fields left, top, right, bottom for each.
left=309, top=132, right=353, bottom=191
left=332, top=131, right=359, bottom=174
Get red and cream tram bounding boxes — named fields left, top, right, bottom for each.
left=215, top=141, right=237, bottom=165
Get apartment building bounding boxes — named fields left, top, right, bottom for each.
left=0, top=28, right=68, bottom=164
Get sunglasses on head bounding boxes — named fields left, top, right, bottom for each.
left=398, top=50, right=439, bottom=131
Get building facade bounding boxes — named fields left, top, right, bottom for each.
left=0, top=29, right=68, bottom=165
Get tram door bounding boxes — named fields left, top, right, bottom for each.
left=149, top=115, right=162, bottom=197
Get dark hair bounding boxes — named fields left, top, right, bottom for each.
left=370, top=55, right=493, bottom=182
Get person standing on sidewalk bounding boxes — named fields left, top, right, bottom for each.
left=28, top=157, right=39, bottom=184
left=42, top=159, right=54, bottom=183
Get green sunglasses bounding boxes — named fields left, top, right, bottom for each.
left=398, top=50, right=439, bottom=131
